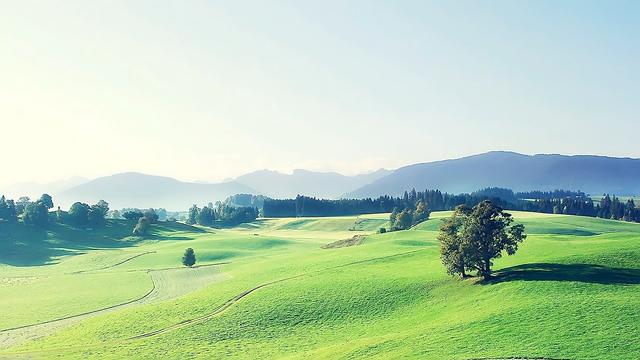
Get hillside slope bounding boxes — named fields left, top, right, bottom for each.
left=346, top=151, right=640, bottom=198
left=2, top=212, right=639, bottom=359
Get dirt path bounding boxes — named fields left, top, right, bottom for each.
left=0, top=265, right=225, bottom=350
left=70, top=251, right=157, bottom=274
left=0, top=249, right=424, bottom=357
left=129, top=249, right=425, bottom=340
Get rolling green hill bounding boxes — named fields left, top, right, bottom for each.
left=1, top=212, right=639, bottom=359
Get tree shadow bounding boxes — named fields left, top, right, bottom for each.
left=0, top=219, right=206, bottom=267
left=488, top=263, right=640, bottom=285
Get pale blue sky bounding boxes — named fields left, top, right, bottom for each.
left=1, top=0, right=638, bottom=187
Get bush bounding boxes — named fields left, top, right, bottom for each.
left=378, top=227, right=387, bottom=234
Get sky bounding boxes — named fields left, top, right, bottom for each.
left=1, top=0, right=639, bottom=188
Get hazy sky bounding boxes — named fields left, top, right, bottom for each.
left=1, top=0, right=639, bottom=188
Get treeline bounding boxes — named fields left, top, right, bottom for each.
left=522, top=195, right=640, bottom=222
left=0, top=194, right=111, bottom=229
left=515, top=189, right=587, bottom=200
left=261, top=188, right=640, bottom=225
left=187, top=203, right=258, bottom=227
left=262, top=190, right=514, bottom=218
left=0, top=194, right=166, bottom=237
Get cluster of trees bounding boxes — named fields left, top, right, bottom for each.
left=187, top=203, right=259, bottom=227
left=521, top=194, right=640, bottom=222
left=0, top=194, right=112, bottom=229
left=262, top=188, right=640, bottom=225
left=438, top=201, right=527, bottom=280
left=22, top=194, right=54, bottom=227
left=65, top=200, right=110, bottom=228
left=388, top=201, right=430, bottom=231
left=223, top=194, right=267, bottom=210
left=0, top=194, right=54, bottom=228
left=113, top=208, right=167, bottom=222
left=515, top=189, right=586, bottom=200
left=262, top=191, right=513, bottom=218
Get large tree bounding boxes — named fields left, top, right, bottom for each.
left=438, top=200, right=526, bottom=280
left=122, top=210, right=144, bottom=221
left=197, top=206, right=214, bottom=226
left=438, top=205, right=472, bottom=278
left=187, top=205, right=199, bottom=225
left=393, top=209, right=413, bottom=230
left=68, top=202, right=91, bottom=226
left=22, top=201, right=49, bottom=228
left=39, top=194, right=54, bottom=209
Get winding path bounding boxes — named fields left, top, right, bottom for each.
left=0, top=249, right=425, bottom=357
left=0, top=264, right=225, bottom=350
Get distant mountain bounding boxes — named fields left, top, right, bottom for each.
left=345, top=151, right=640, bottom=198
left=57, top=172, right=256, bottom=210
left=235, top=168, right=391, bottom=199
left=3, top=176, right=89, bottom=200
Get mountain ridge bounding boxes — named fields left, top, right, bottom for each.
left=344, top=151, right=640, bottom=198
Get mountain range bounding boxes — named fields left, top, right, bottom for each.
left=52, top=169, right=390, bottom=210
left=5, top=151, right=640, bottom=210
left=345, top=151, right=640, bottom=198
left=235, top=168, right=391, bottom=199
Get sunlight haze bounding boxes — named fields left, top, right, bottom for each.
left=1, top=0, right=638, bottom=188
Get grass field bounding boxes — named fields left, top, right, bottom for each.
left=0, top=212, right=639, bottom=359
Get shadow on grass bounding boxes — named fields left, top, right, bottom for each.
left=0, top=219, right=205, bottom=267
left=489, top=263, right=640, bottom=285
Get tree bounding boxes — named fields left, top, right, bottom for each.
left=389, top=207, right=399, bottom=225
left=22, top=201, right=49, bottom=228
left=439, top=200, right=526, bottom=280
left=68, top=202, right=91, bottom=226
left=143, top=208, right=159, bottom=222
left=187, top=205, right=199, bottom=225
left=110, top=210, right=121, bottom=219
left=182, top=248, right=196, bottom=267
left=197, top=206, right=214, bottom=226
left=438, top=205, right=472, bottom=278
left=393, top=209, right=413, bottom=230
left=156, top=208, right=167, bottom=221
left=39, top=194, right=54, bottom=209
left=15, top=197, right=31, bottom=215
left=123, top=210, right=144, bottom=221
left=5, top=199, right=17, bottom=222
left=133, top=216, right=151, bottom=236
left=412, top=200, right=430, bottom=225
left=0, top=196, right=8, bottom=220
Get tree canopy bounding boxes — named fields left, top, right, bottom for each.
left=438, top=201, right=526, bottom=280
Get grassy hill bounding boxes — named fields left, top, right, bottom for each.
left=1, top=212, right=639, bottom=359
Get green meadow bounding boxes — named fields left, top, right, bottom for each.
left=1, top=212, right=639, bottom=359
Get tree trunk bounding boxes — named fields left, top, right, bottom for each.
left=483, top=259, right=491, bottom=280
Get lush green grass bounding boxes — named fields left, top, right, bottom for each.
left=1, top=212, right=639, bottom=359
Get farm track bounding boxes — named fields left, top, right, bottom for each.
left=0, top=249, right=425, bottom=357
left=70, top=251, right=157, bottom=274
left=0, top=264, right=225, bottom=350
left=130, top=248, right=426, bottom=340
